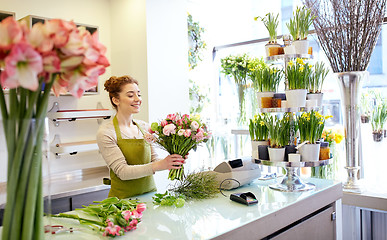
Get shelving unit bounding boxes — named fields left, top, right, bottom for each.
left=47, top=102, right=115, bottom=126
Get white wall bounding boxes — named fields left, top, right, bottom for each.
left=146, top=0, right=189, bottom=122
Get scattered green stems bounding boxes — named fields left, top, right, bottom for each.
left=249, top=58, right=283, bottom=92
left=1, top=75, right=56, bottom=240
left=249, top=113, right=269, bottom=141
left=170, top=172, right=219, bottom=200
left=286, top=58, right=312, bottom=90
left=371, top=103, right=387, bottom=132
left=264, top=115, right=290, bottom=148
left=297, top=110, right=326, bottom=144
left=255, top=13, right=279, bottom=43
left=309, top=62, right=329, bottom=93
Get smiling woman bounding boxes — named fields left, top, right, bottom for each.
left=96, top=75, right=187, bottom=199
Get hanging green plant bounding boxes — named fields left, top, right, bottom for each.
left=188, top=13, right=206, bottom=70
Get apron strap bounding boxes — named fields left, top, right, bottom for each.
left=133, top=120, right=147, bottom=137
left=113, top=116, right=123, bottom=140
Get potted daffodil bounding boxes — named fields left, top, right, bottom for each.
left=255, top=13, right=280, bottom=57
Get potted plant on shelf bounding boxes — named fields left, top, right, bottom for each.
left=360, top=91, right=371, bottom=123
left=249, top=113, right=269, bottom=159
left=286, top=6, right=315, bottom=54
left=249, top=58, right=283, bottom=108
left=264, top=115, right=290, bottom=162
left=255, top=13, right=280, bottom=57
left=221, top=54, right=250, bottom=124
left=285, top=58, right=312, bottom=108
left=371, top=103, right=387, bottom=142
left=296, top=110, right=330, bottom=161
left=307, top=61, right=329, bottom=108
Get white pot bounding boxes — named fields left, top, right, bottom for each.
left=305, top=99, right=317, bottom=108
left=293, top=40, right=309, bottom=55
left=285, top=89, right=307, bottom=108
left=268, top=147, right=285, bottom=162
left=257, top=91, right=275, bottom=108
left=265, top=43, right=281, bottom=57
left=307, top=93, right=324, bottom=108
left=298, top=143, right=321, bottom=162
left=284, top=45, right=296, bottom=55
left=288, top=153, right=301, bottom=162
left=251, top=140, right=269, bottom=159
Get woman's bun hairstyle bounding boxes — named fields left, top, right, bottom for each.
left=104, top=75, right=139, bottom=109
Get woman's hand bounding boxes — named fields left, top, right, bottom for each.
left=152, top=154, right=186, bottom=172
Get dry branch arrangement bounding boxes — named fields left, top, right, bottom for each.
left=304, top=0, right=386, bottom=72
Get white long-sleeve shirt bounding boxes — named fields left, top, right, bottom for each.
left=96, top=119, right=159, bottom=180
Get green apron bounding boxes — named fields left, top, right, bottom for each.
left=108, top=116, right=156, bottom=199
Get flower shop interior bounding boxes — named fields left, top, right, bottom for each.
left=0, top=0, right=387, bottom=239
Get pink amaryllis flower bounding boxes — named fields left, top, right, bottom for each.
left=1, top=42, right=43, bottom=90
left=0, top=17, right=24, bottom=51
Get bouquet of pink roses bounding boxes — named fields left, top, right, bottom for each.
left=147, top=113, right=211, bottom=180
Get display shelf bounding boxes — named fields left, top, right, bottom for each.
left=266, top=53, right=313, bottom=62
left=50, top=134, right=99, bottom=157
left=258, top=106, right=320, bottom=113
left=0, top=10, right=15, bottom=21
left=255, top=159, right=332, bottom=168
left=255, top=158, right=332, bottom=192
left=47, top=102, right=114, bottom=126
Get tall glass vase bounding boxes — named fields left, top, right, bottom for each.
left=1, top=117, right=50, bottom=240
left=336, top=71, right=368, bottom=192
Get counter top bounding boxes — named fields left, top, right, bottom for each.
left=0, top=167, right=110, bottom=207
left=45, top=177, right=342, bottom=240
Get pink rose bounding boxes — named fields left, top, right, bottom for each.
left=177, top=129, right=185, bottom=136
left=190, top=121, right=199, bottom=130
left=183, top=129, right=191, bottom=137
left=163, top=123, right=176, bottom=136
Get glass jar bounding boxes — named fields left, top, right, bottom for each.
left=319, top=142, right=330, bottom=160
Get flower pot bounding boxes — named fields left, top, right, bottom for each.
left=265, top=42, right=281, bottom=57
left=285, top=89, right=307, bottom=108
left=258, top=145, right=269, bottom=160
left=268, top=147, right=285, bottom=162
left=372, top=131, right=383, bottom=142
left=288, top=153, right=301, bottom=162
left=251, top=140, right=269, bottom=159
left=305, top=99, right=317, bottom=108
left=284, top=145, right=297, bottom=161
left=298, top=143, right=321, bottom=161
left=293, top=40, right=309, bottom=55
left=284, top=45, right=296, bottom=55
left=307, top=93, right=324, bottom=108
left=257, top=91, right=275, bottom=108
left=361, top=115, right=370, bottom=123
